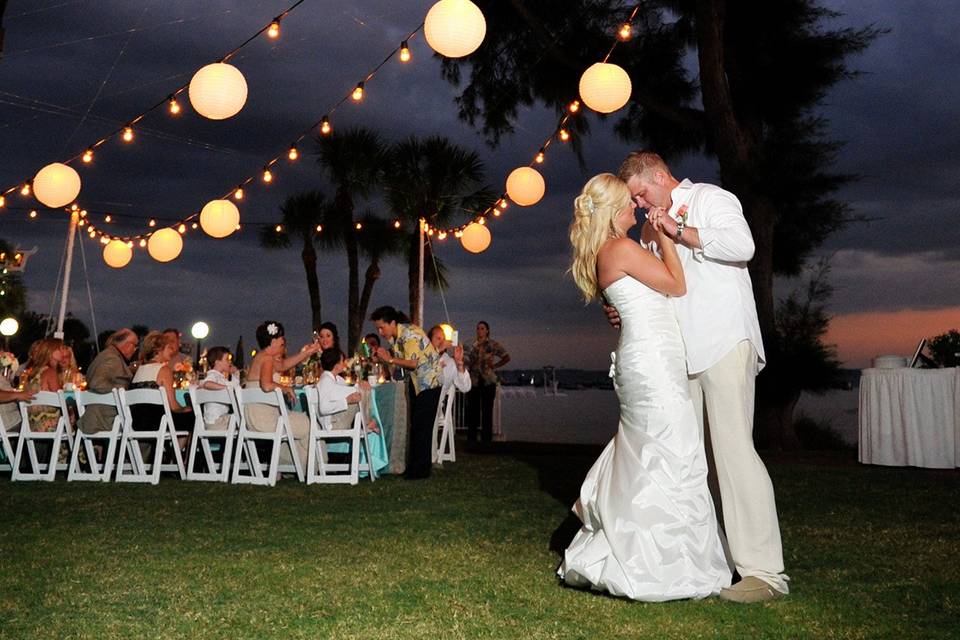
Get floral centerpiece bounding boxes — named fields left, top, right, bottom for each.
left=0, top=351, right=18, bottom=381
left=172, top=359, right=193, bottom=389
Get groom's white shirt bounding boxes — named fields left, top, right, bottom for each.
left=666, top=178, right=765, bottom=375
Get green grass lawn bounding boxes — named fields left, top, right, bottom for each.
left=1, top=445, right=957, bottom=639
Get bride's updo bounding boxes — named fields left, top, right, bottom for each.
left=569, top=173, right=631, bottom=302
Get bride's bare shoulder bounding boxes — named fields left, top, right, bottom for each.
left=599, top=236, right=642, bottom=259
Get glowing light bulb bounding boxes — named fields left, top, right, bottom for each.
left=619, top=23, right=632, bottom=40
left=315, top=224, right=322, bottom=233
left=438, top=232, right=447, bottom=240
left=122, top=126, right=134, bottom=142
left=234, top=186, right=244, bottom=200
left=105, top=215, right=112, bottom=222
left=535, top=149, right=545, bottom=164
left=82, top=148, right=94, bottom=163
left=100, top=236, right=109, bottom=245
left=267, top=19, right=280, bottom=39
left=139, top=239, right=147, bottom=248
left=478, top=217, right=486, bottom=226
left=0, top=196, right=5, bottom=207
left=192, top=222, right=198, bottom=229
left=262, top=168, right=273, bottom=183
left=178, top=223, right=186, bottom=234
left=499, top=199, right=508, bottom=210
left=352, top=82, right=364, bottom=102
left=393, top=220, right=401, bottom=229
left=320, top=116, right=332, bottom=135
left=399, top=41, right=411, bottom=62
left=21, top=184, right=31, bottom=196
left=148, top=219, right=156, bottom=227
left=493, top=209, right=501, bottom=217
left=29, top=210, right=37, bottom=218
left=168, top=95, right=181, bottom=115
left=126, top=241, right=133, bottom=248
left=568, top=100, right=580, bottom=113
left=275, top=224, right=283, bottom=233
left=288, top=145, right=299, bottom=161
left=355, top=222, right=362, bottom=230
left=559, top=128, right=570, bottom=142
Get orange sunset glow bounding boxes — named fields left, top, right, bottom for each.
left=827, top=307, right=960, bottom=368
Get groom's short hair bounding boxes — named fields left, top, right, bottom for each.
left=618, top=151, right=670, bottom=182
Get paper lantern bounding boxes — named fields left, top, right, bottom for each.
left=33, top=162, right=81, bottom=208
left=424, top=0, right=486, bottom=58
left=199, top=199, right=240, bottom=238
left=461, top=222, right=491, bottom=253
left=578, top=62, right=632, bottom=113
left=188, top=63, right=248, bottom=120
left=147, top=228, right=183, bottom=263
left=505, top=166, right=545, bottom=206
left=103, top=240, right=132, bottom=268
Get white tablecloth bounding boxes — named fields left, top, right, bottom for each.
left=859, top=367, right=960, bottom=468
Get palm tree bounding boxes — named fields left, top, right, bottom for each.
left=384, top=135, right=496, bottom=325
left=315, top=127, right=387, bottom=348
left=259, top=190, right=338, bottom=332
left=355, top=213, right=403, bottom=335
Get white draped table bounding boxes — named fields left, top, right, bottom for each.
left=858, top=367, right=960, bottom=468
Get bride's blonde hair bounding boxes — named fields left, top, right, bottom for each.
left=569, top=173, right=631, bottom=302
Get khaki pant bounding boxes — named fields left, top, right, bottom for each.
left=688, top=340, right=789, bottom=593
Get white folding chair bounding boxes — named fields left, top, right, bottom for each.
left=432, top=385, right=457, bottom=465
left=232, top=387, right=304, bottom=486
left=303, top=385, right=376, bottom=485
left=11, top=390, right=73, bottom=481
left=0, top=406, right=22, bottom=476
left=115, top=387, right=187, bottom=484
left=68, top=389, right=123, bottom=482
left=186, top=385, right=239, bottom=482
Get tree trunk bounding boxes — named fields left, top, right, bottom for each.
left=407, top=230, right=420, bottom=325
left=300, top=238, right=322, bottom=332
left=358, top=258, right=381, bottom=337
left=336, top=190, right=362, bottom=351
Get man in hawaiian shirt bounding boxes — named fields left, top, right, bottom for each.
left=465, top=321, right=510, bottom=444
left=371, top=305, right=442, bottom=479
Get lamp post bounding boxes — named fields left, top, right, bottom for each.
left=191, top=321, right=209, bottom=370
left=0, top=317, right=18, bottom=351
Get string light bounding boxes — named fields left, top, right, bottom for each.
left=20, top=184, right=30, bottom=196
left=499, top=199, right=508, bottom=210
left=29, top=210, right=37, bottom=218
left=0, top=196, right=5, bottom=207
left=82, top=148, right=94, bottom=163
left=148, top=219, right=156, bottom=227
left=122, top=126, right=134, bottom=142
left=535, top=148, right=545, bottom=164
left=352, top=82, right=365, bottom=102
left=315, top=224, right=322, bottom=232
left=618, top=23, right=632, bottom=40
left=275, top=224, right=283, bottom=233
left=559, top=128, right=570, bottom=142
left=568, top=99, right=580, bottom=113
left=139, top=239, right=147, bottom=248
left=320, top=116, right=332, bottom=135
left=399, top=40, right=411, bottom=62
left=191, top=222, right=198, bottom=229
left=287, top=144, right=299, bottom=161
left=267, top=18, right=281, bottom=39
left=178, top=223, right=187, bottom=234
left=355, top=222, right=362, bottom=230
left=234, top=186, right=244, bottom=200
left=393, top=220, right=401, bottom=228
left=438, top=231, right=447, bottom=240
left=168, top=95, right=181, bottom=115
left=105, top=215, right=112, bottom=222
left=262, top=167, right=273, bottom=183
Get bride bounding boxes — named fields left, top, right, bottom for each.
left=559, top=173, right=731, bottom=601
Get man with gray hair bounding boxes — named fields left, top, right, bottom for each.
left=77, top=329, right=138, bottom=434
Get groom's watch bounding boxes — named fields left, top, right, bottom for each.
left=674, top=221, right=685, bottom=242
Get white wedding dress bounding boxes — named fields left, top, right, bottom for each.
left=558, top=275, right=731, bottom=601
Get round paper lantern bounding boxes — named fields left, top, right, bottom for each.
left=0, top=317, right=18, bottom=337
left=188, top=62, right=248, bottom=120
left=33, top=162, right=81, bottom=208
left=424, top=0, right=486, bottom=58
left=461, top=222, right=491, bottom=253
left=199, top=199, right=240, bottom=238
left=505, top=166, right=546, bottom=206
left=578, top=62, right=632, bottom=113
left=102, top=240, right=132, bottom=269
left=147, top=228, right=183, bottom=263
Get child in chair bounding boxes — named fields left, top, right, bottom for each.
left=200, top=346, right=238, bottom=429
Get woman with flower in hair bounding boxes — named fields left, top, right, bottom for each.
left=21, top=338, right=72, bottom=433
left=558, top=173, right=730, bottom=602
left=244, top=321, right=320, bottom=473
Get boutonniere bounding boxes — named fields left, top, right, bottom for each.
left=676, top=204, right=689, bottom=222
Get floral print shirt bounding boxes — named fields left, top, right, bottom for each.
left=466, top=339, right=508, bottom=385
left=390, top=323, right=442, bottom=394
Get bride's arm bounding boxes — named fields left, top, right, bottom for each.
left=603, top=236, right=686, bottom=297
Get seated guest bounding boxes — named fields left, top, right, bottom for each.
left=244, top=321, right=319, bottom=472
left=199, top=346, right=238, bottom=429
left=428, top=325, right=471, bottom=394
left=371, top=305, right=442, bottom=480
left=318, top=322, right=342, bottom=353
left=21, top=338, right=73, bottom=433
left=78, top=329, right=137, bottom=434
left=316, top=348, right=377, bottom=432
left=130, top=331, right=194, bottom=453
left=162, top=327, right=189, bottom=369
left=0, top=387, right=34, bottom=433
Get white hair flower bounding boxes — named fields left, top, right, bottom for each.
left=583, top=195, right=595, bottom=214
left=266, top=323, right=279, bottom=336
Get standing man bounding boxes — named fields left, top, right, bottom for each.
left=371, top=306, right=442, bottom=480
left=464, top=321, right=510, bottom=444
left=77, top=328, right=138, bottom=434
left=610, top=151, right=788, bottom=603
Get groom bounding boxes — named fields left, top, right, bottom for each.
left=606, top=151, right=789, bottom=603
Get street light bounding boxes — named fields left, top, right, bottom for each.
left=191, top=321, right=209, bottom=370
left=0, top=317, right=18, bottom=350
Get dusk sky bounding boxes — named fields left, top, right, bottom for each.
left=1, top=0, right=957, bottom=370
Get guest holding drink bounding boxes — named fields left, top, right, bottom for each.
left=428, top=325, right=471, bottom=394
left=371, top=306, right=442, bottom=479
left=464, top=321, right=510, bottom=444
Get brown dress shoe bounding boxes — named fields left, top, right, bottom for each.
left=719, top=576, right=787, bottom=603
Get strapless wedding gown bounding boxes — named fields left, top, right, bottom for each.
left=558, top=275, right=731, bottom=601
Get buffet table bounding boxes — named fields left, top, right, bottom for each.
left=858, top=367, right=960, bottom=468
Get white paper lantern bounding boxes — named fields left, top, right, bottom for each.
left=199, top=199, right=240, bottom=238
left=424, top=0, right=486, bottom=58
left=147, top=228, right=183, bottom=263
left=578, top=62, right=632, bottom=113
left=33, top=162, right=81, bottom=208
left=461, top=222, right=491, bottom=253
left=188, top=62, right=248, bottom=120
left=505, top=166, right=546, bottom=206
left=103, top=240, right=132, bottom=268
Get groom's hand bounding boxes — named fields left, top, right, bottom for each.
left=602, top=303, right=621, bottom=329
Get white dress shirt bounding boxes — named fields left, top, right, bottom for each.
left=667, top=179, right=766, bottom=375
left=200, top=369, right=239, bottom=424
left=440, top=352, right=471, bottom=393
left=316, top=370, right=358, bottom=416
